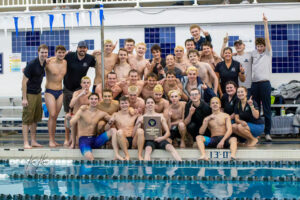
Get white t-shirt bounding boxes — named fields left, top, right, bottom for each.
left=251, top=48, right=272, bottom=82
left=233, top=52, right=252, bottom=89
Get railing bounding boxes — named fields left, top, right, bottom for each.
left=1, top=0, right=237, bottom=12
left=0, top=0, right=299, bottom=12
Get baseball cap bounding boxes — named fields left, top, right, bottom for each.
left=78, top=41, right=88, bottom=48
left=234, top=40, right=243, bottom=46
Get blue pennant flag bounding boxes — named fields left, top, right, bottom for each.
left=76, top=12, right=79, bottom=26
left=49, top=14, right=54, bottom=32
left=62, top=13, right=66, bottom=30
left=30, top=16, right=35, bottom=33
left=13, top=17, right=19, bottom=37
left=89, top=11, right=92, bottom=26
left=99, top=4, right=104, bottom=26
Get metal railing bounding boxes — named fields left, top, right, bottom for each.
left=0, top=0, right=299, bottom=12
left=0, top=0, right=193, bottom=11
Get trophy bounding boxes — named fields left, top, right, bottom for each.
left=144, top=116, right=162, bottom=140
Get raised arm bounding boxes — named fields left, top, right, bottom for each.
left=238, top=64, right=246, bottom=82
left=263, top=13, right=271, bottom=52
left=220, top=33, right=228, bottom=59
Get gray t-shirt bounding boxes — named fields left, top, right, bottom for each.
left=251, top=48, right=272, bottom=82
left=233, top=52, right=252, bottom=89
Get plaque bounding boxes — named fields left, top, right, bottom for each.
left=144, top=116, right=162, bottom=140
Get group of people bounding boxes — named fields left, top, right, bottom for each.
left=21, top=14, right=272, bottom=161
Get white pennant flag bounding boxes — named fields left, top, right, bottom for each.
left=70, top=12, right=74, bottom=29
left=38, top=15, right=43, bottom=34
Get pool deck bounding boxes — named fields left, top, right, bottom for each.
left=0, top=132, right=300, bottom=161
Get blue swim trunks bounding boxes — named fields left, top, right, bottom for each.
left=79, top=132, right=109, bottom=155
left=247, top=122, right=264, bottom=137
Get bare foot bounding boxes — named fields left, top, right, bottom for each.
left=24, top=144, right=32, bottom=149
left=230, top=156, right=237, bottom=160
left=114, top=154, right=125, bottom=161
left=49, top=142, right=57, bottom=148
left=124, top=156, right=130, bottom=161
left=246, top=138, right=258, bottom=147
left=31, top=141, right=43, bottom=147
left=138, top=156, right=144, bottom=161
left=180, top=140, right=186, bottom=148
left=199, top=155, right=209, bottom=161
left=63, top=140, right=71, bottom=147
left=55, top=142, right=62, bottom=146
left=68, top=144, right=75, bottom=149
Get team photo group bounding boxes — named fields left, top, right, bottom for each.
left=22, top=14, right=272, bottom=161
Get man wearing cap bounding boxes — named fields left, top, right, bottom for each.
left=63, top=41, right=96, bottom=145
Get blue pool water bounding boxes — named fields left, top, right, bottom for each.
left=0, top=162, right=299, bottom=198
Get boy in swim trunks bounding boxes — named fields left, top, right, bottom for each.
left=68, top=76, right=92, bottom=148
left=167, top=90, right=187, bottom=148
left=135, top=97, right=182, bottom=161
left=70, top=93, right=116, bottom=161
left=107, top=96, right=139, bottom=160
left=44, top=45, right=67, bottom=148
left=196, top=97, right=237, bottom=160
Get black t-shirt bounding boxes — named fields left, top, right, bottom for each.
left=184, top=100, right=212, bottom=128
left=215, top=60, right=241, bottom=93
left=63, top=52, right=96, bottom=91
left=23, top=57, right=45, bottom=94
left=234, top=100, right=264, bottom=124
left=221, top=93, right=238, bottom=115
left=150, top=58, right=166, bottom=77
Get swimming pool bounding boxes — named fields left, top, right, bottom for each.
left=0, top=160, right=299, bottom=199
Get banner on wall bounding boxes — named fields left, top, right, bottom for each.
left=9, top=53, right=21, bottom=72
left=0, top=53, right=3, bottom=74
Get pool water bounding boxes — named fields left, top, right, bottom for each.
left=0, top=161, right=299, bottom=198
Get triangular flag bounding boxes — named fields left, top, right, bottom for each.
left=99, top=4, right=104, bottom=26
left=49, top=14, right=54, bottom=32
left=62, top=13, right=66, bottom=30
left=76, top=12, right=79, bottom=26
left=30, top=16, right=35, bottom=33
left=89, top=11, right=92, bottom=26
left=13, top=17, right=19, bottom=37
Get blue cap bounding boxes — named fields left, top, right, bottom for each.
left=78, top=41, right=88, bottom=48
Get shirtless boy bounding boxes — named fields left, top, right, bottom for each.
left=130, top=42, right=150, bottom=79
left=95, top=72, right=122, bottom=100
left=168, top=90, right=187, bottom=148
left=153, top=84, right=169, bottom=119
left=120, top=69, right=144, bottom=96
left=45, top=45, right=67, bottom=147
left=199, top=42, right=222, bottom=70
left=174, top=46, right=190, bottom=74
left=196, top=97, right=237, bottom=160
left=97, top=88, right=119, bottom=131
left=108, top=96, right=139, bottom=160
left=94, top=40, right=118, bottom=86
left=124, top=38, right=136, bottom=65
left=70, top=93, right=115, bottom=161
left=163, top=71, right=188, bottom=101
left=128, top=85, right=145, bottom=114
left=114, top=48, right=132, bottom=82
left=184, top=39, right=196, bottom=62
left=134, top=97, right=182, bottom=161
left=188, top=49, right=218, bottom=95
left=68, top=76, right=92, bottom=148
left=141, top=73, right=158, bottom=99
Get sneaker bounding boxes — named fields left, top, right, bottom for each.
left=265, top=134, right=272, bottom=142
